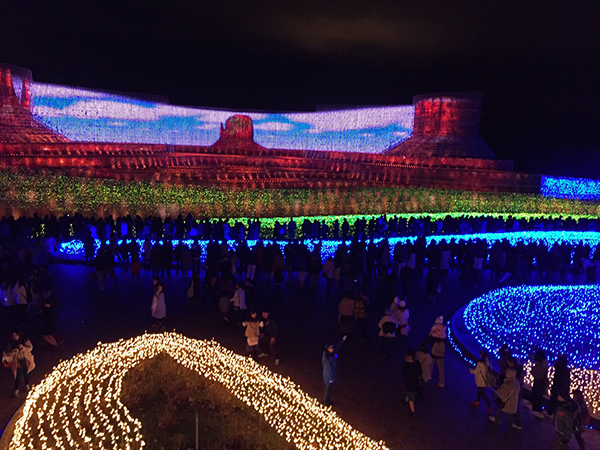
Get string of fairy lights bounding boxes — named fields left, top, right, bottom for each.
left=9, top=333, right=389, bottom=450
left=59, top=230, right=600, bottom=262
left=462, top=285, right=600, bottom=416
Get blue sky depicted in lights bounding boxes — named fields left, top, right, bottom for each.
left=29, top=82, right=414, bottom=153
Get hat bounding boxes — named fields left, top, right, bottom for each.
left=435, top=316, right=444, bottom=324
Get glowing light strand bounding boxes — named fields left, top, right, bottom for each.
left=462, top=285, right=600, bottom=415
left=9, top=333, right=389, bottom=450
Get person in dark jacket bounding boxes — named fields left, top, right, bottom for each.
left=258, top=309, right=279, bottom=365
left=322, top=335, right=347, bottom=406
left=531, top=349, right=549, bottom=419
left=547, top=355, right=571, bottom=417
left=402, top=350, right=423, bottom=417
left=553, top=391, right=580, bottom=450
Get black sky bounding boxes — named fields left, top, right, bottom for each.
left=2, top=1, right=600, bottom=176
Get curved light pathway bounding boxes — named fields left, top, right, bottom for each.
left=10, top=333, right=388, bottom=450
left=463, top=285, right=600, bottom=415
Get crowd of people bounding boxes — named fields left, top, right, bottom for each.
left=0, top=211, right=596, bottom=448
left=2, top=211, right=600, bottom=244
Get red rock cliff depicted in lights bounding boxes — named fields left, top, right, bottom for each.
left=0, top=65, right=68, bottom=144
left=210, top=114, right=265, bottom=152
left=384, top=92, right=496, bottom=160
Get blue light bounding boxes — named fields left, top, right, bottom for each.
left=58, top=231, right=600, bottom=262
left=541, top=175, right=600, bottom=201
left=463, top=285, right=600, bottom=371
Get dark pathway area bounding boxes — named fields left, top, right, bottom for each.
left=1, top=264, right=598, bottom=450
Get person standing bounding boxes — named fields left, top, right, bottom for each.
left=489, top=368, right=520, bottom=429
left=3, top=330, right=35, bottom=397
left=338, top=293, right=356, bottom=336
left=572, top=389, right=589, bottom=450
left=429, top=316, right=447, bottom=387
left=378, top=308, right=398, bottom=358
left=242, top=311, right=262, bottom=360
left=151, top=280, right=166, bottom=330
left=416, top=343, right=432, bottom=383
left=553, top=391, right=581, bottom=450
left=258, top=309, right=279, bottom=365
left=391, top=298, right=410, bottom=349
left=230, top=282, right=247, bottom=324
left=402, top=350, right=423, bottom=417
left=353, top=292, right=368, bottom=341
left=531, top=349, right=549, bottom=419
left=469, top=349, right=494, bottom=414
left=547, top=355, right=571, bottom=417
left=322, top=335, right=347, bottom=406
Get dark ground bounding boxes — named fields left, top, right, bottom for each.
left=0, top=263, right=598, bottom=450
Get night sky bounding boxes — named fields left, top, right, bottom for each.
left=2, top=1, right=600, bottom=176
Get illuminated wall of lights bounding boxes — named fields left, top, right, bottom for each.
left=2, top=169, right=600, bottom=219
left=463, top=285, right=600, bottom=415
left=29, top=82, right=414, bottom=153
left=58, top=230, right=600, bottom=262
left=541, top=175, right=600, bottom=201
left=10, top=333, right=388, bottom=450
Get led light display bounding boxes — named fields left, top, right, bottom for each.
left=10, top=333, right=388, bottom=450
left=463, top=285, right=600, bottom=415
left=58, top=230, right=600, bottom=262
left=541, top=175, right=600, bottom=201
left=1, top=169, right=599, bottom=219
left=30, top=82, right=414, bottom=153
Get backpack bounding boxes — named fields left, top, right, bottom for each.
left=382, top=321, right=396, bottom=335
left=431, top=339, right=445, bottom=358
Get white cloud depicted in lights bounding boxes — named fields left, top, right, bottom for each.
left=286, top=106, right=414, bottom=133
left=254, top=121, right=293, bottom=132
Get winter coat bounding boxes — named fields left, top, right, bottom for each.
left=416, top=351, right=432, bottom=383
left=402, top=360, right=423, bottom=392
left=322, top=339, right=344, bottom=385
left=555, top=399, right=580, bottom=439
left=261, top=318, right=278, bottom=338
left=392, top=307, right=410, bottom=336
left=496, top=374, right=520, bottom=414
left=4, top=339, right=35, bottom=378
left=242, top=318, right=262, bottom=347
left=378, top=314, right=398, bottom=337
left=470, top=359, right=492, bottom=388
left=322, top=259, right=335, bottom=279
left=230, top=288, right=247, bottom=310
left=151, top=291, right=166, bottom=319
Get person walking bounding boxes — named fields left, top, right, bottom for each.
left=402, top=350, right=423, bottom=417
left=416, top=343, right=432, bottom=383
left=322, top=335, right=347, bottom=406
left=429, top=316, right=447, bottom=387
left=469, top=349, right=494, bottom=414
left=531, top=349, right=549, bottom=419
left=3, top=330, right=35, bottom=397
left=151, top=280, right=166, bottom=330
left=489, top=367, right=520, bottom=429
